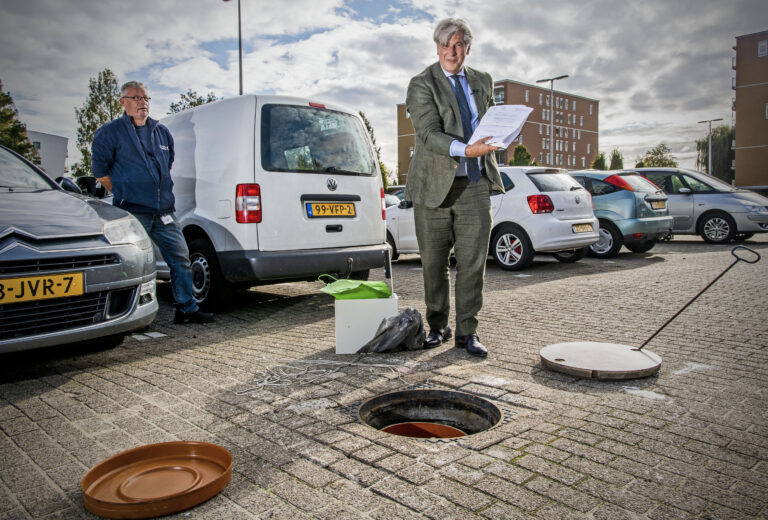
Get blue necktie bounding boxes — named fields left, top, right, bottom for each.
left=450, top=74, right=481, bottom=182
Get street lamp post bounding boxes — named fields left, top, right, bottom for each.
left=223, top=0, right=243, bottom=95
left=698, top=118, right=723, bottom=174
left=536, top=74, right=568, bottom=166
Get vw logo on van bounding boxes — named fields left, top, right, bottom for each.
left=326, top=178, right=338, bottom=191
left=575, top=195, right=581, bottom=204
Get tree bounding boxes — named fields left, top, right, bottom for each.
left=359, top=111, right=389, bottom=189
left=0, top=80, right=40, bottom=164
left=508, top=144, right=532, bottom=166
left=73, top=69, right=122, bottom=177
left=608, top=148, right=624, bottom=169
left=590, top=152, right=607, bottom=170
left=168, top=89, right=218, bottom=114
left=638, top=143, right=678, bottom=168
left=696, top=125, right=734, bottom=184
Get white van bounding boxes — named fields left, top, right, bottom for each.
left=158, top=95, right=388, bottom=308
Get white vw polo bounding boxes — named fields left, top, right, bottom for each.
left=386, top=167, right=599, bottom=271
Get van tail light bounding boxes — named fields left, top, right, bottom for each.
left=527, top=194, right=555, bottom=214
left=380, top=188, right=386, bottom=220
left=236, top=184, right=262, bottom=223
left=605, top=174, right=635, bottom=191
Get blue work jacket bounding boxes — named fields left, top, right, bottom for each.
left=92, top=112, right=175, bottom=213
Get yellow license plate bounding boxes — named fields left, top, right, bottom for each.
left=651, top=201, right=666, bottom=210
left=306, top=202, right=356, bottom=218
left=572, top=223, right=594, bottom=233
left=0, top=272, right=84, bottom=305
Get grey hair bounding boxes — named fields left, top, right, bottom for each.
left=433, top=18, right=473, bottom=47
left=121, top=81, right=147, bottom=95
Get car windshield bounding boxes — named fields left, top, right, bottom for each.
left=261, top=104, right=376, bottom=175
left=0, top=147, right=56, bottom=191
left=528, top=172, right=583, bottom=192
left=618, top=174, right=661, bottom=193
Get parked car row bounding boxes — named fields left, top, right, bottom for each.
left=2, top=95, right=389, bottom=353
left=387, top=165, right=768, bottom=267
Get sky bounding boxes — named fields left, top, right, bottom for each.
left=1, top=0, right=766, bottom=179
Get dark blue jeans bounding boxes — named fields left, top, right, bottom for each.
left=132, top=212, right=198, bottom=314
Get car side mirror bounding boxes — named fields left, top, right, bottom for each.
left=56, top=177, right=82, bottom=195
left=399, top=200, right=413, bottom=209
left=678, top=187, right=692, bottom=195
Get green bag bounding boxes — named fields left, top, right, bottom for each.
left=318, top=274, right=391, bottom=300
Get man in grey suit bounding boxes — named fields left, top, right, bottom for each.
left=405, top=18, right=502, bottom=357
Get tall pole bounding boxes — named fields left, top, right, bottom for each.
left=698, top=118, right=722, bottom=174
left=237, top=0, right=242, bottom=95
left=223, top=0, right=243, bottom=95
left=536, top=75, right=568, bottom=166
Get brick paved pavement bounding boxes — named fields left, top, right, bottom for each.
left=1, top=236, right=767, bottom=519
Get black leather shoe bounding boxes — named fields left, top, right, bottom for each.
left=174, top=309, right=215, bottom=324
left=455, top=334, right=487, bottom=357
left=424, top=326, right=452, bottom=349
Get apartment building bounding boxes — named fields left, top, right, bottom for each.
left=733, top=30, right=768, bottom=190
left=26, top=130, right=68, bottom=177
left=396, top=79, right=599, bottom=184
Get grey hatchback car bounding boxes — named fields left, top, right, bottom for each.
left=0, top=146, right=158, bottom=353
left=570, top=170, right=673, bottom=258
left=633, top=168, right=768, bottom=244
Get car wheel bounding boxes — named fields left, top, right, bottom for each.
left=553, top=247, right=589, bottom=263
left=491, top=224, right=534, bottom=271
left=588, top=221, right=623, bottom=258
left=699, top=212, right=736, bottom=244
left=189, top=238, right=232, bottom=310
left=734, top=232, right=754, bottom=241
left=625, top=240, right=656, bottom=254
left=386, top=233, right=399, bottom=261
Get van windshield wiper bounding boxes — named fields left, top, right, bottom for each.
left=324, top=166, right=363, bottom=175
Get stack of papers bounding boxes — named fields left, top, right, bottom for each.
left=469, top=105, right=534, bottom=149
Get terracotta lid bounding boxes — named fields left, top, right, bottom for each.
left=81, top=441, right=232, bottom=519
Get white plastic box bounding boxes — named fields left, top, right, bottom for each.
left=335, top=295, right=399, bottom=354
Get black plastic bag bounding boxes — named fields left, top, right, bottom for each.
left=357, top=307, right=426, bottom=353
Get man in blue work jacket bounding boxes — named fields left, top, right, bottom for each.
left=92, top=81, right=214, bottom=324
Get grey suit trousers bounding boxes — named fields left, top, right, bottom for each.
left=414, top=176, right=492, bottom=337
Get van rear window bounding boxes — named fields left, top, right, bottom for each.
left=261, top=104, right=376, bottom=176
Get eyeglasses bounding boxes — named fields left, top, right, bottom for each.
left=122, top=95, right=151, bottom=102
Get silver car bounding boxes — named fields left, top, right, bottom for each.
left=0, top=146, right=158, bottom=353
left=633, top=168, right=768, bottom=243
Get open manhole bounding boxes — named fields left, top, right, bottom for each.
left=358, top=389, right=502, bottom=439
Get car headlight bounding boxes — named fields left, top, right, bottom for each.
left=743, top=204, right=768, bottom=214
left=103, top=216, right=152, bottom=250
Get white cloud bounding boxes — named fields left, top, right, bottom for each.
left=1, top=0, right=765, bottom=173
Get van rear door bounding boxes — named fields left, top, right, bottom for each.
left=255, top=99, right=385, bottom=252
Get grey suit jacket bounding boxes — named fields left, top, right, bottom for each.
left=404, top=62, right=503, bottom=208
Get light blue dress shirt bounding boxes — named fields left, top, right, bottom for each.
left=442, top=67, right=482, bottom=177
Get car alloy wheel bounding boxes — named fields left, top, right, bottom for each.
left=491, top=224, right=533, bottom=271
left=700, top=212, right=736, bottom=244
